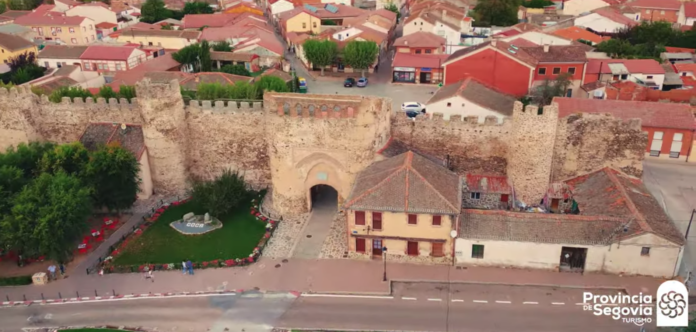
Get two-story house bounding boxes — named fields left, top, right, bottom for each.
left=574, top=7, right=639, bottom=34
left=0, top=32, right=38, bottom=64
left=424, top=77, right=517, bottom=121
left=279, top=7, right=321, bottom=37
left=38, top=45, right=88, bottom=69
left=344, top=151, right=461, bottom=263
left=14, top=14, right=97, bottom=45
left=115, top=29, right=200, bottom=49
left=79, top=45, right=147, bottom=73
left=584, top=59, right=665, bottom=90
left=442, top=40, right=588, bottom=97
left=630, top=0, right=684, bottom=24
left=391, top=32, right=447, bottom=84
left=402, top=7, right=466, bottom=54
left=65, top=2, right=119, bottom=25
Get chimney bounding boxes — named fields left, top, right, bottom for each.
left=543, top=44, right=549, bottom=52
left=491, top=39, right=497, bottom=47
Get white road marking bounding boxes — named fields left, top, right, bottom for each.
left=552, top=302, right=565, bottom=305
left=451, top=299, right=464, bottom=302
left=473, top=300, right=488, bottom=303
left=427, top=298, right=442, bottom=302
left=300, top=293, right=394, bottom=300
left=523, top=302, right=538, bottom=305
left=402, top=297, right=417, bottom=301
left=496, top=301, right=511, bottom=304
left=32, top=293, right=239, bottom=306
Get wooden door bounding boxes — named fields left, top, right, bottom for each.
left=407, top=241, right=419, bottom=256
left=551, top=199, right=560, bottom=210
left=356, top=238, right=366, bottom=253
left=372, top=239, right=382, bottom=256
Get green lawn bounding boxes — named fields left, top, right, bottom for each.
left=112, top=200, right=266, bottom=265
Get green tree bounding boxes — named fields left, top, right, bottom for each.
left=303, top=39, right=337, bottom=76
left=342, top=40, right=379, bottom=77
left=183, top=1, right=213, bottom=14
left=161, top=23, right=173, bottom=30
left=118, top=85, right=137, bottom=100
left=40, top=142, right=90, bottom=177
left=595, top=39, right=637, bottom=58
left=254, top=75, right=290, bottom=96
left=97, top=86, right=119, bottom=100
left=199, top=40, right=212, bottom=72
left=530, top=73, right=572, bottom=106
left=8, top=0, right=26, bottom=10
left=384, top=2, right=400, bottom=21
left=48, top=86, right=94, bottom=103
left=0, top=1, right=7, bottom=14
left=212, top=41, right=233, bottom=52
left=471, top=0, right=519, bottom=27
left=523, top=0, right=553, bottom=8
left=1, top=172, right=92, bottom=262
left=86, top=142, right=140, bottom=212
left=0, top=165, right=25, bottom=213
left=140, top=0, right=170, bottom=23
left=220, top=64, right=250, bottom=76
left=0, top=142, right=55, bottom=180
left=172, top=43, right=202, bottom=72
left=196, top=82, right=231, bottom=100
left=190, top=169, right=248, bottom=218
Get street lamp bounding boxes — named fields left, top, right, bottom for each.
left=382, top=246, right=388, bottom=282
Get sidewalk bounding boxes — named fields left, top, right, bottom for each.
left=0, top=257, right=665, bottom=302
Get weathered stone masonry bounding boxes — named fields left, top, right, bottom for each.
left=0, top=80, right=646, bottom=217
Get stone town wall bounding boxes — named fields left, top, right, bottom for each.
left=264, top=93, right=392, bottom=216
left=390, top=113, right=512, bottom=175
left=551, top=112, right=646, bottom=181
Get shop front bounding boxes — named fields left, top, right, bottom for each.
left=393, top=66, right=416, bottom=83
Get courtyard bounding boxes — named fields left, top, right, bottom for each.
left=112, top=200, right=266, bottom=265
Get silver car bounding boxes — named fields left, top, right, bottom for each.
left=401, top=102, right=425, bottom=113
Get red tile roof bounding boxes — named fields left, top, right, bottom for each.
left=507, top=37, right=538, bottom=47
left=629, top=0, right=681, bottom=10
left=394, top=31, right=445, bottom=48
left=182, top=13, right=240, bottom=29
left=685, top=3, right=696, bottom=18
left=110, top=53, right=181, bottom=85
left=95, top=22, right=118, bottom=29
left=665, top=46, right=696, bottom=54
left=553, top=97, right=696, bottom=130
left=15, top=13, right=89, bottom=26
left=465, top=174, right=512, bottom=194
left=393, top=52, right=448, bottom=68
left=593, top=7, right=639, bottom=26
left=80, top=45, right=138, bottom=61
left=586, top=58, right=664, bottom=74
left=674, top=63, right=696, bottom=74
left=552, top=26, right=603, bottom=44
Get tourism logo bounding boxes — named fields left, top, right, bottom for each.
left=582, top=292, right=653, bottom=326
left=656, top=280, right=689, bottom=327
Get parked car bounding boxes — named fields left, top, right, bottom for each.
left=344, top=78, right=356, bottom=87
left=401, top=102, right=425, bottom=113
left=405, top=110, right=420, bottom=118
left=357, top=77, right=368, bottom=87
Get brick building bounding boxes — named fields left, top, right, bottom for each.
left=630, top=0, right=684, bottom=24
left=554, top=97, right=696, bottom=162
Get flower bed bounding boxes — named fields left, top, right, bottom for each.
left=97, top=193, right=278, bottom=274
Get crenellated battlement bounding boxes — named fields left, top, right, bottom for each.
left=394, top=111, right=511, bottom=126
left=512, top=101, right=559, bottom=119
left=186, top=100, right=264, bottom=114
left=53, top=96, right=137, bottom=109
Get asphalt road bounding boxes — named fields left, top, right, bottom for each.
left=0, top=284, right=658, bottom=332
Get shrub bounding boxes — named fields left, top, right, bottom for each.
left=0, top=275, right=33, bottom=286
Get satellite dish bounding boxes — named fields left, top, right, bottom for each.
left=450, top=230, right=458, bottom=238
left=121, top=123, right=127, bottom=130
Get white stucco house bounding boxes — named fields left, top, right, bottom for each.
left=269, top=0, right=294, bottom=19
left=403, top=15, right=460, bottom=54
left=586, top=59, right=666, bottom=90
left=498, top=31, right=573, bottom=46
left=425, top=77, right=516, bottom=123
left=455, top=168, right=684, bottom=278
left=574, top=8, right=638, bottom=34
left=561, top=0, right=610, bottom=16
left=66, top=2, right=118, bottom=25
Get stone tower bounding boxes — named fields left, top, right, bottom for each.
left=506, top=101, right=559, bottom=206
left=135, top=79, right=189, bottom=195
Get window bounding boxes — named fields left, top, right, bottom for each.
left=372, top=212, right=382, bottom=230
left=431, top=243, right=444, bottom=257
left=90, top=24, right=93, bottom=30
left=414, top=22, right=416, bottom=25
left=408, top=214, right=417, bottom=225
left=420, top=22, right=423, bottom=25
left=620, top=74, right=628, bottom=80
left=500, top=194, right=509, bottom=202
left=355, top=211, right=365, bottom=225
left=670, top=133, right=684, bottom=158
left=641, top=247, right=650, bottom=256
left=115, top=63, right=122, bottom=70
left=472, top=244, right=484, bottom=259
left=432, top=215, right=441, bottom=226
left=446, top=102, right=451, bottom=107
left=552, top=67, right=560, bottom=74
left=302, top=22, right=307, bottom=29
left=650, top=131, right=664, bottom=156
left=44, top=61, right=49, bottom=67
left=356, top=238, right=366, bottom=252
left=415, top=49, right=422, bottom=54
left=568, top=67, right=576, bottom=74
left=470, top=192, right=481, bottom=200
left=56, top=27, right=62, bottom=33
left=566, top=88, right=572, bottom=97
left=148, top=42, right=153, bottom=46
left=57, top=62, right=62, bottom=68
left=313, top=22, right=317, bottom=28
left=425, top=49, right=431, bottom=54
left=85, top=37, right=88, bottom=43
left=538, top=68, right=546, bottom=75
left=82, top=26, right=86, bottom=32
left=660, top=10, right=665, bottom=15
left=91, top=35, right=95, bottom=41
left=646, top=9, right=651, bottom=14
left=646, top=75, right=653, bottom=79
left=71, top=38, right=77, bottom=44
